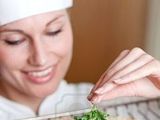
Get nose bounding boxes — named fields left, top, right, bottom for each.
left=28, top=39, right=48, bottom=66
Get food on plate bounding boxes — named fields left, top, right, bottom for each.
left=50, top=106, right=133, bottom=120
left=50, top=105, right=109, bottom=120
left=74, top=105, right=109, bottom=120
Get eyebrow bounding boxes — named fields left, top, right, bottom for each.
left=0, top=29, right=32, bottom=40
left=46, top=14, right=64, bottom=26
left=0, top=14, right=65, bottom=34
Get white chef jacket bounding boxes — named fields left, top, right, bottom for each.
left=0, top=80, right=93, bottom=120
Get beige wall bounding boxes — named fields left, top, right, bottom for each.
left=145, top=0, right=160, bottom=60
left=65, top=0, right=148, bottom=83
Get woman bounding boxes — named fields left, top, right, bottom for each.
left=0, top=0, right=160, bottom=120
left=0, top=0, right=92, bottom=119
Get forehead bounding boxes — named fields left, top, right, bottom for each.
left=0, top=10, right=67, bottom=30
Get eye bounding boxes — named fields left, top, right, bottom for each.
left=4, top=39, right=25, bottom=45
left=46, top=29, right=62, bottom=36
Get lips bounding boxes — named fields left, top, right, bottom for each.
left=23, top=66, right=56, bottom=84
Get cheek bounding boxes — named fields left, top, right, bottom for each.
left=51, top=28, right=73, bottom=57
left=0, top=48, right=26, bottom=69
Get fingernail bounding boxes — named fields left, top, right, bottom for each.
left=95, top=82, right=116, bottom=94
left=87, top=93, right=93, bottom=100
left=90, top=96, right=96, bottom=103
left=113, top=78, right=122, bottom=84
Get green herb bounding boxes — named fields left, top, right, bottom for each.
left=74, top=105, right=109, bottom=120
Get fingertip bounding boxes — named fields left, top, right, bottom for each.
left=90, top=95, right=102, bottom=103
left=87, top=93, right=93, bottom=100
left=87, top=92, right=99, bottom=101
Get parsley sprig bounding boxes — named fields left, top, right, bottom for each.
left=74, top=105, right=109, bottom=120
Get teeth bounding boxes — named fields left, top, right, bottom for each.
left=28, top=67, right=53, bottom=77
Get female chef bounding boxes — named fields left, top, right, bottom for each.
left=0, top=0, right=160, bottom=120
left=0, top=0, right=91, bottom=119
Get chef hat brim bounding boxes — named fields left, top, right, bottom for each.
left=0, top=0, right=73, bottom=26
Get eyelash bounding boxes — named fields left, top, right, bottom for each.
left=5, top=39, right=24, bottom=45
left=4, top=29, right=63, bottom=46
left=47, top=29, right=62, bottom=36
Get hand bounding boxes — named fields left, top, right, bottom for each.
left=88, top=47, right=160, bottom=103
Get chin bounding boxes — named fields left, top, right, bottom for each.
left=32, top=80, right=60, bottom=98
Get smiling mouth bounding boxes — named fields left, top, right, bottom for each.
left=24, top=66, right=56, bottom=84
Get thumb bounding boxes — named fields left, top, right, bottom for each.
left=94, top=78, right=160, bottom=103
left=91, top=82, right=138, bottom=103
left=99, top=82, right=138, bottom=101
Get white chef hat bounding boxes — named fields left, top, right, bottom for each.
left=0, top=0, right=73, bottom=26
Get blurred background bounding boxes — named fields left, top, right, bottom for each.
left=65, top=0, right=160, bottom=84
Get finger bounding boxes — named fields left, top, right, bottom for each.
left=96, top=48, right=146, bottom=92
left=93, top=78, right=160, bottom=102
left=107, top=49, right=130, bottom=70
left=89, top=48, right=148, bottom=97
left=89, top=72, right=106, bottom=93
left=87, top=74, right=115, bottom=101
left=91, top=49, right=130, bottom=93
left=96, top=49, right=129, bottom=87
left=88, top=72, right=107, bottom=100
left=91, top=48, right=145, bottom=95
left=114, top=59, right=160, bottom=84
left=89, top=49, right=130, bottom=95
left=95, top=58, right=160, bottom=94
left=95, top=81, right=117, bottom=94
left=92, top=82, right=138, bottom=102
left=109, top=53, right=154, bottom=81
left=105, top=48, right=145, bottom=81
left=87, top=79, right=103, bottom=100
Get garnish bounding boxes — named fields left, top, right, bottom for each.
left=74, top=105, right=109, bottom=120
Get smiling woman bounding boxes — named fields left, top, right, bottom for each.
left=0, top=0, right=93, bottom=119
left=0, top=10, right=73, bottom=98
left=1, top=0, right=160, bottom=120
